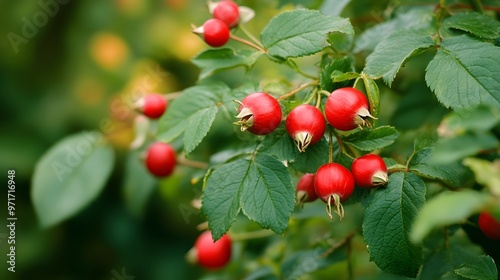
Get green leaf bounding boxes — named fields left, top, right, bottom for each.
left=363, top=172, right=426, bottom=277
left=364, top=28, right=434, bottom=86
left=354, top=7, right=433, bottom=53
left=32, top=132, right=114, bottom=228
left=411, top=190, right=490, bottom=243
left=289, top=138, right=330, bottom=173
left=191, top=48, right=261, bottom=79
left=454, top=255, right=498, bottom=280
left=157, top=82, right=233, bottom=154
left=280, top=246, right=347, bottom=279
left=429, top=132, right=499, bottom=164
left=259, top=127, right=329, bottom=173
left=409, top=147, right=465, bottom=187
left=122, top=150, right=156, bottom=217
left=201, top=159, right=244, bottom=240
left=444, top=12, right=500, bottom=39
left=439, top=106, right=499, bottom=135
left=327, top=30, right=354, bottom=52
left=261, top=9, right=353, bottom=58
left=425, top=35, right=500, bottom=110
left=331, top=71, right=359, bottom=83
left=341, top=126, right=400, bottom=151
left=362, top=74, right=380, bottom=121
left=420, top=243, right=484, bottom=280
left=320, top=55, right=355, bottom=92
left=202, top=153, right=294, bottom=240
left=463, top=158, right=500, bottom=197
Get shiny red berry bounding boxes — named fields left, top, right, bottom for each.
left=351, top=154, right=388, bottom=189
left=234, top=92, right=282, bottom=135
left=286, top=104, right=326, bottom=152
left=145, top=142, right=176, bottom=177
left=478, top=212, right=500, bottom=240
left=325, top=87, right=375, bottom=131
left=138, top=93, right=167, bottom=119
left=314, top=163, right=354, bottom=220
left=191, top=231, right=232, bottom=269
left=213, top=0, right=240, bottom=28
left=296, top=173, right=318, bottom=204
left=202, top=19, right=230, bottom=47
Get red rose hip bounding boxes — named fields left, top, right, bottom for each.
left=351, top=154, right=388, bottom=189
left=187, top=230, right=232, bottom=269
left=296, top=173, right=318, bottom=204
left=325, top=87, right=375, bottom=131
left=145, top=142, right=176, bottom=177
left=213, top=0, right=240, bottom=28
left=200, top=19, right=230, bottom=47
left=286, top=104, right=326, bottom=152
left=478, top=212, right=500, bottom=240
left=314, top=163, right=355, bottom=220
left=137, top=93, right=167, bottom=119
left=234, top=92, right=282, bottom=135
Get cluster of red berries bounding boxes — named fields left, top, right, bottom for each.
left=234, top=87, right=374, bottom=144
left=194, top=0, right=241, bottom=47
left=135, top=94, right=233, bottom=269
left=234, top=87, right=386, bottom=219
left=297, top=154, right=388, bottom=219
left=134, top=93, right=177, bottom=178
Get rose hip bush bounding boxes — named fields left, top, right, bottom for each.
left=32, top=0, right=500, bottom=279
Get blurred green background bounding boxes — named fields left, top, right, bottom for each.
left=0, top=0, right=223, bottom=279
left=1, top=0, right=498, bottom=279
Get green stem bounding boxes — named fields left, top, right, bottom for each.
left=331, top=129, right=357, bottom=160
left=229, top=229, right=274, bottom=241
left=318, top=89, right=331, bottom=97
left=353, top=77, right=362, bottom=89
left=277, top=81, right=319, bottom=101
left=230, top=34, right=267, bottom=53
left=238, top=24, right=264, bottom=47
left=165, top=92, right=182, bottom=100
left=320, top=231, right=356, bottom=258
left=328, top=128, right=335, bottom=163
left=177, top=154, right=209, bottom=169
left=285, top=60, right=317, bottom=79
left=315, top=90, right=322, bottom=108
left=303, top=88, right=318, bottom=105
left=405, top=149, right=417, bottom=172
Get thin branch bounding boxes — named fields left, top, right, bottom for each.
left=277, top=81, right=319, bottom=101
left=238, top=24, right=264, bottom=47
left=320, top=231, right=356, bottom=258
left=230, top=34, right=267, bottom=53
left=328, top=128, right=334, bottom=163
left=177, top=154, right=209, bottom=169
